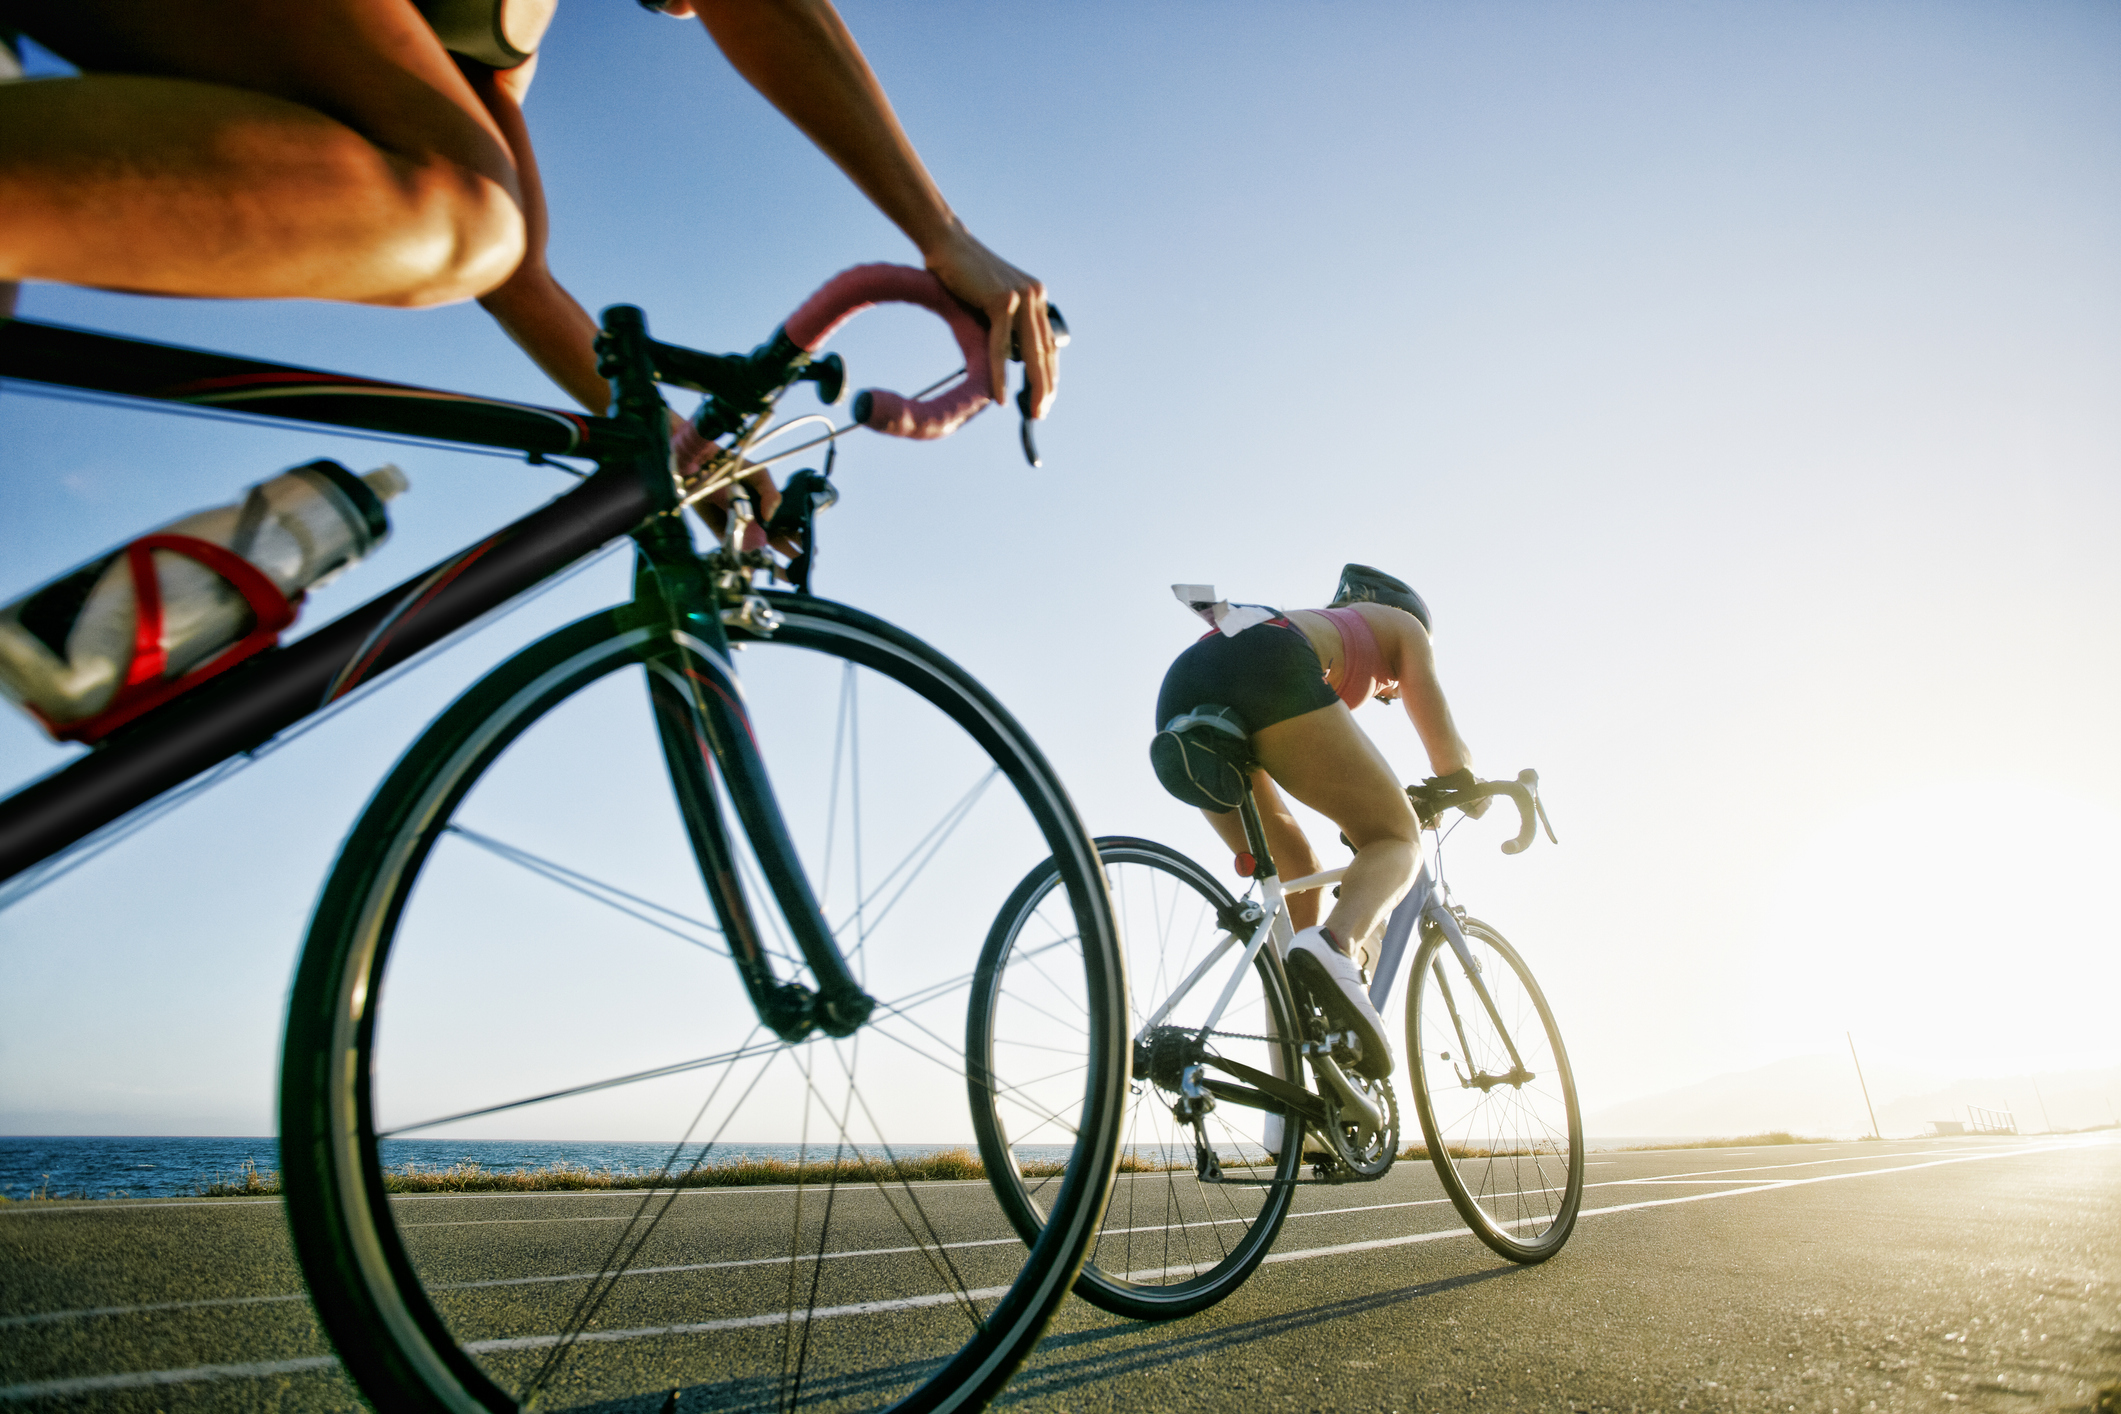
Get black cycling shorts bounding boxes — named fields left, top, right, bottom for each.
left=1154, top=617, right=1338, bottom=738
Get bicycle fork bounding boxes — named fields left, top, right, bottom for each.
left=1419, top=905, right=1532, bottom=1089
left=633, top=519, right=874, bottom=1043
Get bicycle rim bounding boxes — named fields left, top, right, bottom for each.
left=1405, top=917, right=1582, bottom=1262
left=972, top=837, right=1300, bottom=1321
left=282, top=593, right=1124, bottom=1412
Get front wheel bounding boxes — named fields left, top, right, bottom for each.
left=1405, top=916, right=1582, bottom=1263
left=971, top=838, right=1303, bottom=1321
left=281, top=593, right=1126, bottom=1412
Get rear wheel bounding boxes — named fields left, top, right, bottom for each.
left=1405, top=916, right=1582, bottom=1263
left=281, top=593, right=1125, bottom=1412
left=972, top=837, right=1302, bottom=1320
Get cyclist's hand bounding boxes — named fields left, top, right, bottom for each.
left=923, top=226, right=1057, bottom=421
left=672, top=416, right=797, bottom=559
left=1423, top=767, right=1492, bottom=820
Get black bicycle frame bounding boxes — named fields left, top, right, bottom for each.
left=0, top=308, right=871, bottom=1042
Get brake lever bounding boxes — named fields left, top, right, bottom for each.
left=1010, top=303, right=1068, bottom=469
left=1017, top=389, right=1042, bottom=468
left=1409, top=769, right=1552, bottom=854
left=1511, top=767, right=1558, bottom=845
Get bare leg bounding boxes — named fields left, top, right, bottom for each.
left=1199, top=772, right=1327, bottom=930
left=0, top=0, right=524, bottom=306
left=1248, top=702, right=1420, bottom=956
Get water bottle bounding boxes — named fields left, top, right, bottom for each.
left=0, top=459, right=409, bottom=733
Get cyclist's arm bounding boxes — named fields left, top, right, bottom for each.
left=1359, top=603, right=1473, bottom=780
left=467, top=60, right=789, bottom=544
left=464, top=58, right=608, bottom=414
left=678, top=0, right=1057, bottom=418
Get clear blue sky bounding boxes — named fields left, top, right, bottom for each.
left=2, top=0, right=2116, bottom=1135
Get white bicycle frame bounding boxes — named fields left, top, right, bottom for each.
left=1135, top=841, right=1483, bottom=1044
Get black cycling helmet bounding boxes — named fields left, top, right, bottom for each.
left=1329, top=563, right=1432, bottom=632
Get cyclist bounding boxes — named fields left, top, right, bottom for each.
left=0, top=0, right=1058, bottom=485
left=1153, top=564, right=1480, bottom=1081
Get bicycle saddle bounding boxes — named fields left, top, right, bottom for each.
left=1150, top=703, right=1253, bottom=812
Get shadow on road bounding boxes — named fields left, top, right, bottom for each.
left=998, top=1262, right=1529, bottom=1404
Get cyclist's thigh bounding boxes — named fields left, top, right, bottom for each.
left=1250, top=702, right=1418, bottom=849
left=4, top=0, right=514, bottom=181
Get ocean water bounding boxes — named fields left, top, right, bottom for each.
left=0, top=1136, right=283, bottom=1201
left=0, top=1136, right=1079, bottom=1202
left=0, top=1133, right=1759, bottom=1201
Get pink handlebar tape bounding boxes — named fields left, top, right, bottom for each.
left=783, top=264, right=993, bottom=440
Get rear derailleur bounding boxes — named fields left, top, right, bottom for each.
left=1135, top=1025, right=1224, bottom=1182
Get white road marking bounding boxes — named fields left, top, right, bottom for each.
left=0, top=1196, right=282, bottom=1216
left=0, top=1179, right=987, bottom=1220
left=0, top=1357, right=338, bottom=1401
left=3, top=1136, right=2102, bottom=1401
left=402, top=1214, right=637, bottom=1227
left=0, top=1292, right=308, bottom=1330
left=1615, top=1143, right=2025, bottom=1184
left=446, top=1237, right=1027, bottom=1291
left=466, top=1283, right=1018, bottom=1352
left=1138, top=1139, right=2104, bottom=1274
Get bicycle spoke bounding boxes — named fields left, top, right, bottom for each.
left=1000, top=946, right=1092, bottom=1023
left=813, top=662, right=854, bottom=913
left=835, top=768, right=999, bottom=949
left=1411, top=920, right=1580, bottom=1259
left=820, top=1049, right=989, bottom=1332
left=377, top=1036, right=785, bottom=1138
left=525, top=1033, right=779, bottom=1400
left=439, top=823, right=727, bottom=954
left=289, top=600, right=1121, bottom=1410
left=780, top=1045, right=823, bottom=1409
left=866, top=1000, right=1083, bottom=1141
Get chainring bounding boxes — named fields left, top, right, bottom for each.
left=1317, top=1070, right=1398, bottom=1178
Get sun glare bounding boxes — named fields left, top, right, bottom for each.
left=1743, top=783, right=2121, bottom=1078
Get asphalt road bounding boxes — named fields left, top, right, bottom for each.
left=2, top=1134, right=2114, bottom=1412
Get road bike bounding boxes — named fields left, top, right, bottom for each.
left=0, top=267, right=1127, bottom=1411
left=967, top=721, right=1579, bottom=1319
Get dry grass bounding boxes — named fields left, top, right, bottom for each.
left=1616, top=1131, right=1830, bottom=1152
left=1397, top=1143, right=1562, bottom=1161
left=1115, top=1152, right=1194, bottom=1174
left=53, top=1147, right=1223, bottom=1202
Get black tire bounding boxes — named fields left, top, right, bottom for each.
left=1404, top=916, right=1582, bottom=1263
left=971, top=837, right=1302, bottom=1320
left=282, top=593, right=1125, bottom=1412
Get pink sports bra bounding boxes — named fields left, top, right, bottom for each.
left=1316, top=606, right=1392, bottom=709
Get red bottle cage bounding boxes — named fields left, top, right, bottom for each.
left=42, top=533, right=298, bottom=745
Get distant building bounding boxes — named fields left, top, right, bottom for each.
left=1928, top=1120, right=1965, bottom=1137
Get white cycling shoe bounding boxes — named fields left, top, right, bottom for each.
left=1284, top=925, right=1394, bottom=1079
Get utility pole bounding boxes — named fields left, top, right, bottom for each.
left=2032, top=1077, right=2053, bottom=1134
left=1848, top=1032, right=1881, bottom=1141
